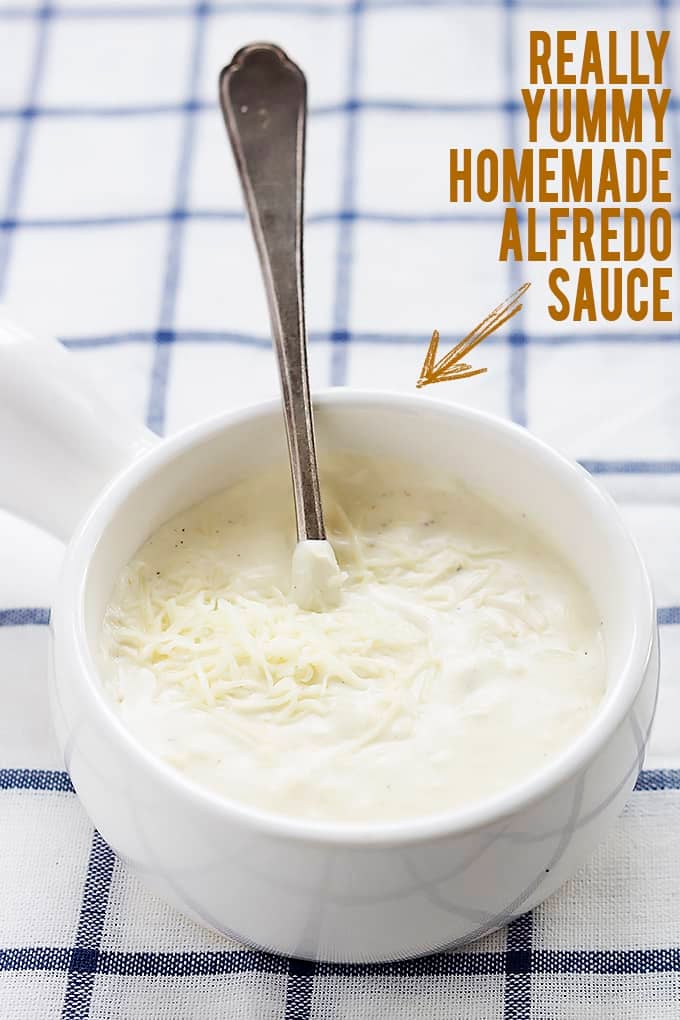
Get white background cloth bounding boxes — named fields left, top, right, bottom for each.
left=1, top=0, right=680, bottom=1016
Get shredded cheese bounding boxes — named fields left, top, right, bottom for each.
left=101, top=453, right=606, bottom=823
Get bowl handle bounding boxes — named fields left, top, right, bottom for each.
left=0, top=309, right=157, bottom=541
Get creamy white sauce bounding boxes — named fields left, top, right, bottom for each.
left=101, top=453, right=605, bottom=823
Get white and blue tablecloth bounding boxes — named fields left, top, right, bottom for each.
left=1, top=0, right=680, bottom=1016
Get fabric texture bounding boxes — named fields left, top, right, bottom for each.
left=1, top=0, right=679, bottom=1016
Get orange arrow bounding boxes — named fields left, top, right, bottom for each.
left=416, top=281, right=531, bottom=388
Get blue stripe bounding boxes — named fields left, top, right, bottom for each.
left=0, top=1, right=52, bottom=296
left=329, top=0, right=363, bottom=387
left=146, top=3, right=207, bottom=435
left=532, top=948, right=680, bottom=975
left=0, top=607, right=50, bottom=626
left=3, top=943, right=680, bottom=977
left=0, top=948, right=504, bottom=977
left=0, top=102, right=207, bottom=119
left=0, top=99, right=511, bottom=120
left=658, top=607, right=680, bottom=626
left=581, top=460, right=680, bottom=475
left=634, top=769, right=680, bottom=792
left=502, top=0, right=528, bottom=429
left=504, top=912, right=533, bottom=1019
left=0, top=948, right=73, bottom=971
left=60, top=328, right=680, bottom=349
left=513, top=331, right=680, bottom=345
left=6, top=208, right=680, bottom=230
left=98, top=947, right=287, bottom=975
left=0, top=769, right=73, bottom=792
left=322, top=946, right=680, bottom=978
left=2, top=95, right=678, bottom=120
left=0, top=210, right=241, bottom=229
left=0, top=948, right=278, bottom=978
left=0, top=1, right=350, bottom=19
left=285, top=957, right=316, bottom=1019
left=61, top=832, right=116, bottom=1019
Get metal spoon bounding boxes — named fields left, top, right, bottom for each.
left=219, top=43, right=341, bottom=610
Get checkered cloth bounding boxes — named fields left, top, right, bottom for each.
left=1, top=0, right=680, bottom=1016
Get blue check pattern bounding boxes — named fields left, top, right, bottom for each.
left=1, top=0, right=680, bottom=1016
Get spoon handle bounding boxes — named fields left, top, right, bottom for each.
left=220, top=44, right=325, bottom=542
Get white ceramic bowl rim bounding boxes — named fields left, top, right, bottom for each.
left=58, top=390, right=656, bottom=848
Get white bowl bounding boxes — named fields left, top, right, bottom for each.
left=0, top=313, right=658, bottom=962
